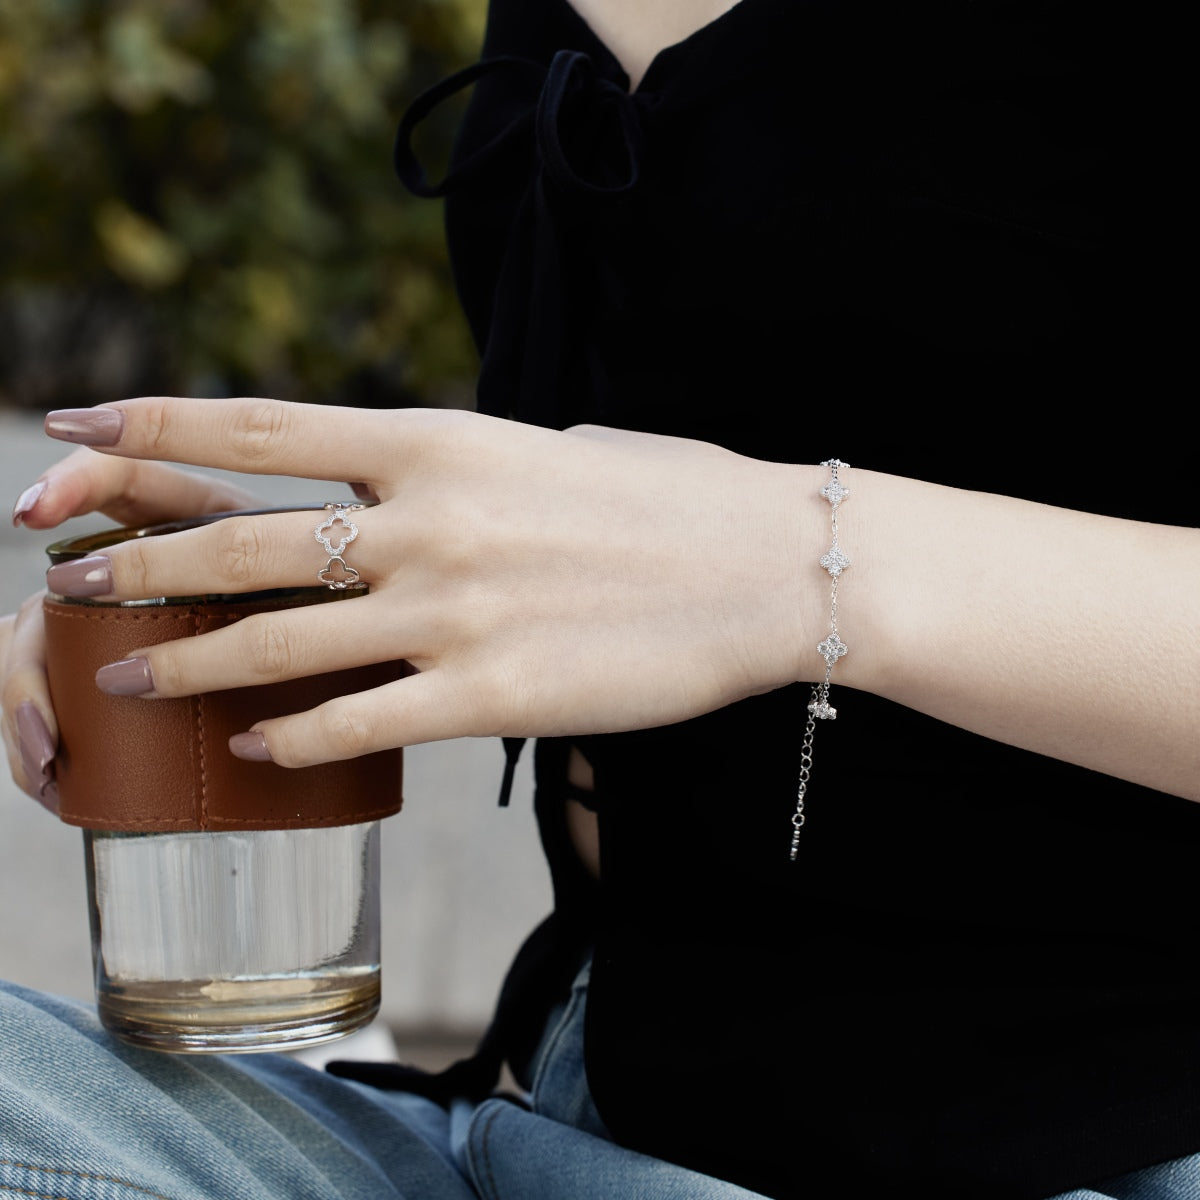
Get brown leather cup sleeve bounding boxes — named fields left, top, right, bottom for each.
left=43, top=595, right=404, bottom=832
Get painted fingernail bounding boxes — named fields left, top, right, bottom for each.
left=96, top=657, right=155, bottom=696
left=46, top=555, right=114, bottom=598
left=38, top=780, right=60, bottom=817
left=229, top=731, right=273, bottom=762
left=44, top=407, right=125, bottom=447
left=349, top=482, right=377, bottom=502
left=12, top=480, right=47, bottom=527
left=16, top=702, right=55, bottom=794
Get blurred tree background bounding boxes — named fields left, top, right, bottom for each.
left=0, top=0, right=486, bottom=412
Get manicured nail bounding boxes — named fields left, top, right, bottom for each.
left=38, top=780, right=60, bottom=817
left=349, top=482, right=377, bottom=502
left=95, top=657, right=155, bottom=696
left=44, top=407, right=125, bottom=447
left=229, top=731, right=273, bottom=762
left=16, top=702, right=55, bottom=794
left=46, top=555, right=114, bottom=598
left=11, top=480, right=47, bottom=527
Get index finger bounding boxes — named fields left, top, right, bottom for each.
left=43, top=396, right=401, bottom=482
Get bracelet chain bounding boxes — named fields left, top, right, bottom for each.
left=790, top=459, right=850, bottom=861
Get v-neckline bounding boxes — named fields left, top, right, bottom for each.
left=555, top=0, right=756, bottom=93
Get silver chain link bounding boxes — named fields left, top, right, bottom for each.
left=790, top=459, right=850, bottom=861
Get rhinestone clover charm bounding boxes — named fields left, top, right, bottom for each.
left=820, top=546, right=850, bottom=576
left=818, top=632, right=848, bottom=668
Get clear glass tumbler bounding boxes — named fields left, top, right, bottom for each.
left=84, top=822, right=381, bottom=1053
left=45, top=509, right=395, bottom=1053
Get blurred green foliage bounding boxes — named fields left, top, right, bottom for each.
left=0, top=0, right=487, bottom=410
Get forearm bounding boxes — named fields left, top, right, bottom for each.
left=827, top=469, right=1200, bottom=801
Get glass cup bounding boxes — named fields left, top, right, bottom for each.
left=45, top=509, right=398, bottom=1053
left=82, top=822, right=381, bottom=1053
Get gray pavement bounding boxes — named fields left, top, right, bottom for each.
left=0, top=405, right=550, bottom=1045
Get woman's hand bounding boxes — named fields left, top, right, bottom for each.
left=24, top=395, right=1200, bottom=804
left=1, top=445, right=262, bottom=805
left=0, top=595, right=58, bottom=809
left=34, top=397, right=822, bottom=768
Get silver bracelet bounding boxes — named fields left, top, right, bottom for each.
left=790, top=458, right=850, bottom=861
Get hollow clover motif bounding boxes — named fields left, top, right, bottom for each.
left=315, top=509, right=359, bottom=557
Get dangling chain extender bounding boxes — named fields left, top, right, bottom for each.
left=790, top=459, right=850, bottom=861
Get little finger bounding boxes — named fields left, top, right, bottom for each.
left=231, top=669, right=480, bottom=767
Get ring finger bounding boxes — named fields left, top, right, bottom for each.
left=91, top=590, right=420, bottom=700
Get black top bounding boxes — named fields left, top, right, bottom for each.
left=393, top=1, right=1200, bottom=1196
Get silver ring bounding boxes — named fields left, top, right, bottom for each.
left=315, top=502, right=365, bottom=590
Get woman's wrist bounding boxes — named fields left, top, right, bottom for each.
left=711, top=456, right=835, bottom=699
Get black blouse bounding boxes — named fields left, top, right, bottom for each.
left=393, top=1, right=1200, bottom=1195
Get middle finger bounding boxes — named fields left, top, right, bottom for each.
left=44, top=506, right=383, bottom=602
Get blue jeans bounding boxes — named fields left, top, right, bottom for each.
left=0, top=963, right=1196, bottom=1199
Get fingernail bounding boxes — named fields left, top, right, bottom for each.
left=38, top=780, right=60, bottom=817
left=229, top=731, right=273, bottom=762
left=44, top=407, right=125, bottom=446
left=16, top=702, right=55, bottom=794
left=95, top=657, right=155, bottom=696
left=349, top=482, right=376, bottom=502
left=46, top=555, right=114, bottom=598
left=12, top=480, right=47, bottom=527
